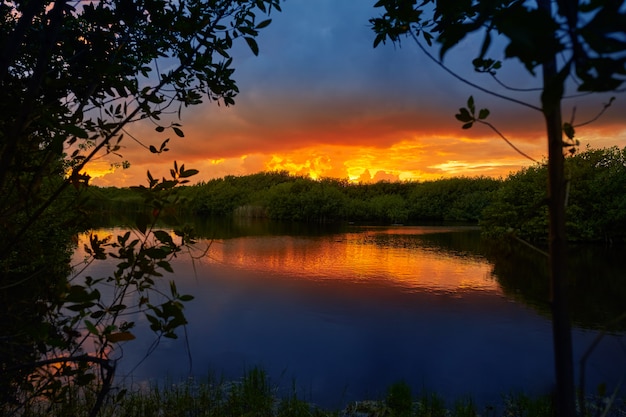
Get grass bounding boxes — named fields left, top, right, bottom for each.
left=10, top=369, right=626, bottom=417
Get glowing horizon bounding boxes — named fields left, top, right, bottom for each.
left=85, top=124, right=626, bottom=187
left=80, top=1, right=626, bottom=188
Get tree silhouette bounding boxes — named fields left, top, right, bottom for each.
left=0, top=1, right=280, bottom=414
left=370, top=0, right=625, bottom=415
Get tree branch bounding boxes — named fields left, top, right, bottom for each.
left=409, top=31, right=542, bottom=112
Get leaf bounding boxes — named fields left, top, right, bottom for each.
left=179, top=294, right=194, bottom=302
left=422, top=31, right=433, bottom=47
left=108, top=332, right=136, bottom=342
left=256, top=19, right=272, bottom=29
left=467, top=96, right=475, bottom=115
left=135, top=212, right=150, bottom=235
left=153, top=230, right=174, bottom=245
left=146, top=314, right=161, bottom=332
left=108, top=304, right=127, bottom=312
left=563, top=122, right=575, bottom=140
left=244, top=36, right=259, bottom=56
left=179, top=169, right=199, bottom=178
left=439, top=22, right=481, bottom=60
left=478, top=31, right=492, bottom=62
left=146, top=93, right=163, bottom=103
left=90, top=310, right=105, bottom=319
left=494, top=5, right=563, bottom=74
left=373, top=33, right=385, bottom=48
left=66, top=302, right=95, bottom=311
left=462, top=122, right=474, bottom=129
left=66, top=285, right=89, bottom=302
left=157, top=260, right=174, bottom=273
left=172, top=127, right=184, bottom=137
left=64, top=124, right=89, bottom=139
left=478, top=108, right=490, bottom=120
left=144, top=247, right=167, bottom=259
left=455, top=108, right=473, bottom=123
left=149, top=145, right=158, bottom=153
left=84, top=320, right=98, bottom=335
left=155, top=126, right=165, bottom=132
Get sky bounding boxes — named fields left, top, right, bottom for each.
left=88, top=0, right=626, bottom=187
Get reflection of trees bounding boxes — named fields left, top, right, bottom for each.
left=358, top=227, right=492, bottom=262
left=86, top=214, right=352, bottom=240
left=380, top=229, right=626, bottom=331
left=408, top=228, right=489, bottom=258
left=190, top=217, right=351, bottom=240
left=563, top=245, right=626, bottom=331
left=486, top=241, right=626, bottom=332
left=83, top=219, right=626, bottom=331
left=486, top=242, right=552, bottom=320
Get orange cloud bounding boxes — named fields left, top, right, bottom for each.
left=83, top=1, right=626, bottom=188
left=85, top=90, right=626, bottom=187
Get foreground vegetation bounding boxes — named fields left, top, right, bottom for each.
left=0, top=1, right=281, bottom=414
left=16, top=368, right=626, bottom=417
left=86, top=146, right=626, bottom=243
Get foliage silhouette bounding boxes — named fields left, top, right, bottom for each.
left=0, top=0, right=280, bottom=414
left=483, top=146, right=626, bottom=243
left=370, top=0, right=626, bottom=415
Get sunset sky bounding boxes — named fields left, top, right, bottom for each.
left=88, top=0, right=626, bottom=187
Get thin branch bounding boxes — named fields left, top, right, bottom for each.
left=572, top=97, right=616, bottom=129
left=409, top=31, right=542, bottom=112
left=488, top=73, right=543, bottom=92
left=120, top=126, right=153, bottom=151
left=476, top=119, right=538, bottom=163
left=511, top=234, right=549, bottom=257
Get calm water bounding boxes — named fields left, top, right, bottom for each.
left=73, top=221, right=626, bottom=409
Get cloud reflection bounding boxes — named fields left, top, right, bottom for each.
left=200, top=228, right=499, bottom=295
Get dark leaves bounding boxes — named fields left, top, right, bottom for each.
left=172, top=127, right=184, bottom=138
left=493, top=4, right=563, bottom=74
left=256, top=19, right=272, bottom=29
left=455, top=96, right=490, bottom=129
left=244, top=36, right=259, bottom=56
left=455, top=107, right=473, bottom=123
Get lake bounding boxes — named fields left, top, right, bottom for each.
left=72, top=219, right=626, bottom=410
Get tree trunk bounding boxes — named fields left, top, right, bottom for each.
left=540, top=0, right=577, bottom=411
left=545, top=102, right=576, bottom=417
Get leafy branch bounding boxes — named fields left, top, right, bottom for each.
left=12, top=163, right=199, bottom=414
left=455, top=96, right=538, bottom=163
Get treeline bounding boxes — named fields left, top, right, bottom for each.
left=85, top=146, right=626, bottom=242
left=481, top=146, right=626, bottom=243
left=87, top=172, right=500, bottom=224
left=190, top=172, right=502, bottom=224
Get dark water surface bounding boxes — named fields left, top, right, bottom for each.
left=73, top=222, right=626, bottom=409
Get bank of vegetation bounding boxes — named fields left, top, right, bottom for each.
left=86, top=146, right=626, bottom=243
left=18, top=367, right=624, bottom=417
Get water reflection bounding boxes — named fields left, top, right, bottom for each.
left=202, top=227, right=498, bottom=295
left=71, top=222, right=626, bottom=409
left=485, top=239, right=626, bottom=331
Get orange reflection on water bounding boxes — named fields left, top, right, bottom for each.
left=75, top=227, right=500, bottom=295
left=201, top=229, right=500, bottom=294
